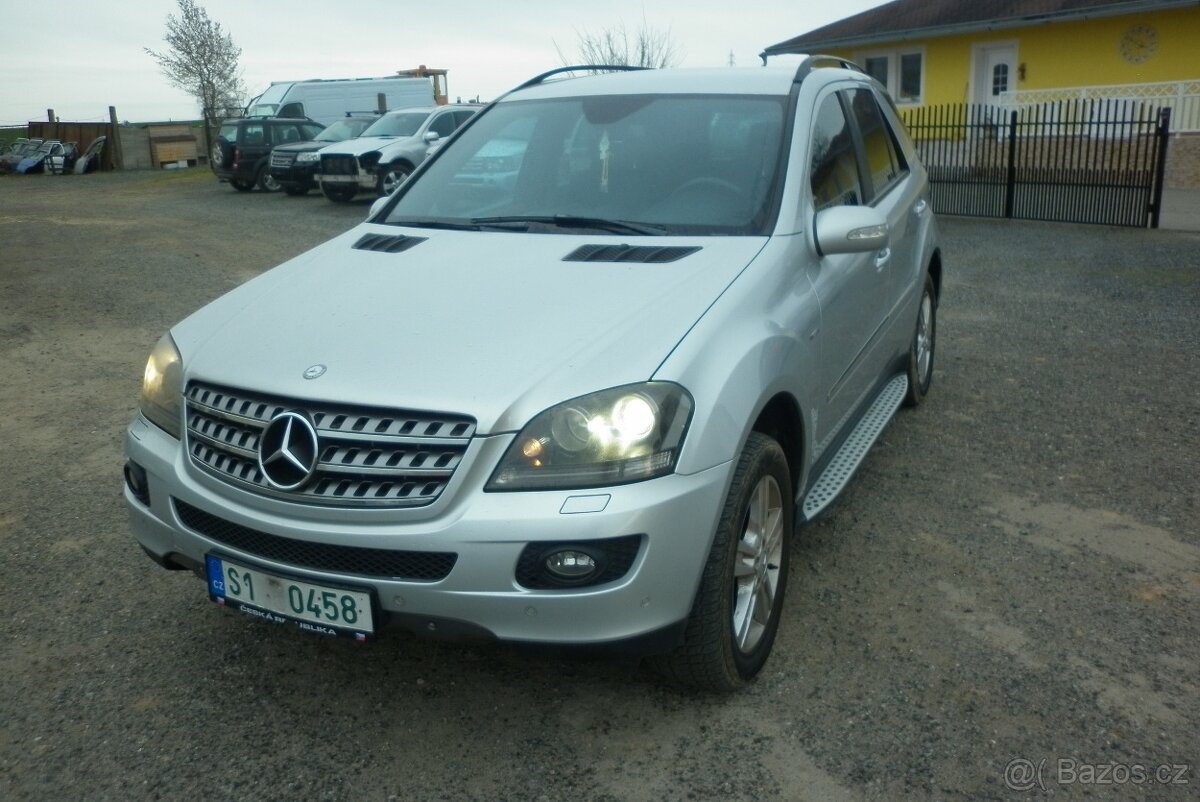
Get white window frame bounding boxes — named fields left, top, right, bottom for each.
left=854, top=46, right=926, bottom=105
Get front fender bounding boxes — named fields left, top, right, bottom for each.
left=657, top=234, right=820, bottom=484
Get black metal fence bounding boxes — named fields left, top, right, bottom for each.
left=899, top=101, right=1172, bottom=227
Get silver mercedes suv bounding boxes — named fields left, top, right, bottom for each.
left=125, top=59, right=941, bottom=691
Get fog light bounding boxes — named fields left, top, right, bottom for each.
left=544, top=549, right=598, bottom=580
left=124, top=460, right=150, bottom=506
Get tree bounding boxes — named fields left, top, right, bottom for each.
left=557, top=18, right=682, bottom=70
left=145, top=0, right=245, bottom=131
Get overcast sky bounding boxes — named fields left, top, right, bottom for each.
left=0, top=0, right=891, bottom=125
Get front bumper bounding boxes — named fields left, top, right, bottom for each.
left=317, top=171, right=376, bottom=190
left=269, top=161, right=318, bottom=186
left=124, top=414, right=732, bottom=648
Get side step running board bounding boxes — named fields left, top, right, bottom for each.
left=800, top=373, right=908, bottom=522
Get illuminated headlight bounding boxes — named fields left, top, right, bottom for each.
left=295, top=151, right=320, bottom=163
left=486, top=383, right=693, bottom=491
left=140, top=333, right=183, bottom=439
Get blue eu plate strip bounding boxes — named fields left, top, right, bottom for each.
left=206, top=554, right=226, bottom=598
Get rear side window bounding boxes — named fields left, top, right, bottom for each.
left=241, top=123, right=266, bottom=146
left=848, top=88, right=906, bottom=201
left=809, top=94, right=862, bottom=210
left=217, top=124, right=238, bottom=143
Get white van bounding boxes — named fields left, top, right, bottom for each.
left=246, top=77, right=436, bottom=125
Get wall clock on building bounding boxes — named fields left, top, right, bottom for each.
left=1119, top=24, right=1158, bottom=63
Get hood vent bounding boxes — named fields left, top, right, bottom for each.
left=564, top=244, right=701, bottom=264
left=352, top=233, right=428, bottom=254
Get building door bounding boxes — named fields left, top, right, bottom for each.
left=973, top=43, right=1017, bottom=110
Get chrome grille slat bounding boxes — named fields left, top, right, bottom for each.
left=310, top=429, right=470, bottom=447
left=320, top=463, right=455, bottom=478
left=188, top=399, right=274, bottom=428
left=185, top=382, right=475, bottom=509
left=188, top=427, right=260, bottom=461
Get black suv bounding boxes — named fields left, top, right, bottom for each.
left=211, top=117, right=325, bottom=192
left=268, top=113, right=378, bottom=196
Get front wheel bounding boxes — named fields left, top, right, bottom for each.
left=257, top=165, right=282, bottom=192
left=650, top=432, right=792, bottom=692
left=321, top=184, right=357, bottom=203
left=376, top=162, right=412, bottom=195
left=904, top=273, right=937, bottom=407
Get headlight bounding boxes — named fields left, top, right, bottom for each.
left=140, top=333, right=183, bottom=439
left=359, top=151, right=382, bottom=170
left=295, top=151, right=320, bottom=163
left=486, top=383, right=693, bottom=491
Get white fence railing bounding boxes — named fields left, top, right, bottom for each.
left=999, top=80, right=1200, bottom=132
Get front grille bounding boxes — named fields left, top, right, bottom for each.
left=269, top=151, right=295, bottom=168
left=321, top=154, right=358, bottom=176
left=175, top=499, right=456, bottom=581
left=185, top=381, right=476, bottom=508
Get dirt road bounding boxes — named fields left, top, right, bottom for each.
left=1, top=169, right=1196, bottom=801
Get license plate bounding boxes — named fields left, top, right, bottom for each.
left=206, top=554, right=375, bottom=639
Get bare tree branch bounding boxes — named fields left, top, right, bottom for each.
left=555, top=17, right=682, bottom=71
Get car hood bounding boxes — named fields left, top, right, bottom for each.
left=273, top=140, right=327, bottom=154
left=320, top=136, right=416, bottom=157
left=173, top=225, right=768, bottom=434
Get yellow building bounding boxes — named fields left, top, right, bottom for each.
left=763, top=0, right=1200, bottom=186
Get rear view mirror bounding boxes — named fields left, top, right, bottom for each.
left=814, top=206, right=889, bottom=256
left=367, top=196, right=389, bottom=221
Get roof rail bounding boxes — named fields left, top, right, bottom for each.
left=759, top=52, right=865, bottom=82
left=511, top=65, right=651, bottom=93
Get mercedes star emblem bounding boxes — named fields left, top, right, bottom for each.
left=258, top=411, right=319, bottom=490
left=303, top=364, right=327, bottom=380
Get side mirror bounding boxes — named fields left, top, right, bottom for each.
left=422, top=130, right=440, bottom=144
left=367, top=196, right=389, bottom=221
left=814, top=206, right=889, bottom=256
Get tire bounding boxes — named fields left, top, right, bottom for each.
left=650, top=432, right=792, bottom=692
left=376, top=162, right=412, bottom=195
left=322, top=184, right=357, bottom=203
left=904, top=272, right=937, bottom=407
left=211, top=140, right=234, bottom=170
left=229, top=178, right=254, bottom=192
left=257, top=165, right=282, bottom=193
left=283, top=184, right=309, bottom=196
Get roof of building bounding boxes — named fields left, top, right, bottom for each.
left=762, top=0, right=1197, bottom=57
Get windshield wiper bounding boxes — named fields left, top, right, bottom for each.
left=470, top=215, right=668, bottom=235
left=384, top=217, right=482, bottom=231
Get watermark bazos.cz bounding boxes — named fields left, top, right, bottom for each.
left=1004, top=757, right=1190, bottom=791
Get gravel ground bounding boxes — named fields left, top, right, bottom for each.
left=1, top=169, right=1197, bottom=802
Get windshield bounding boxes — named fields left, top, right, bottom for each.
left=247, top=83, right=289, bottom=117
left=383, top=94, right=787, bottom=236
left=361, top=112, right=429, bottom=138
left=315, top=118, right=373, bottom=142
